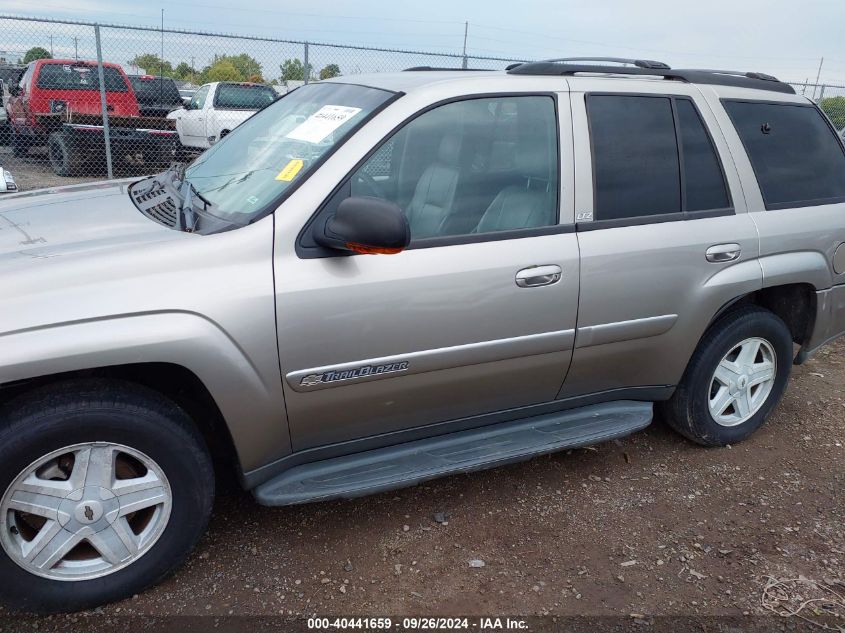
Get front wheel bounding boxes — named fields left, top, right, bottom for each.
left=0, top=380, right=214, bottom=613
left=660, top=306, right=793, bottom=446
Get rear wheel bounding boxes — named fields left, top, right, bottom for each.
left=48, top=131, right=87, bottom=176
left=660, top=306, right=793, bottom=446
left=0, top=380, right=214, bottom=613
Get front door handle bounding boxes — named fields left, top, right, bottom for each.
left=515, top=265, right=562, bottom=288
left=706, top=243, right=741, bottom=263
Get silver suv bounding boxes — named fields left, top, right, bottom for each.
left=2, top=58, right=845, bottom=612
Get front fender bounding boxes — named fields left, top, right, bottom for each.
left=0, top=311, right=290, bottom=472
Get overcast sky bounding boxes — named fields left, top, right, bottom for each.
left=3, top=0, right=844, bottom=85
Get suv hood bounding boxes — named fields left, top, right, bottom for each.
left=0, top=179, right=186, bottom=264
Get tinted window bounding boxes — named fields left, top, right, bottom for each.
left=724, top=101, right=845, bottom=208
left=676, top=99, right=730, bottom=211
left=128, top=76, right=182, bottom=106
left=36, top=63, right=128, bottom=92
left=214, top=83, right=277, bottom=109
left=588, top=95, right=681, bottom=220
left=338, top=96, right=559, bottom=241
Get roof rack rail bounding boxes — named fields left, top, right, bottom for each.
left=537, top=57, right=671, bottom=70
left=507, top=61, right=795, bottom=94
left=403, top=66, right=493, bottom=72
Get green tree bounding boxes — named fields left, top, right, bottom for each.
left=204, top=58, right=241, bottom=82
left=128, top=53, right=173, bottom=77
left=820, top=96, right=845, bottom=130
left=280, top=58, right=312, bottom=82
left=23, top=47, right=51, bottom=64
left=319, top=63, right=341, bottom=80
left=173, top=62, right=195, bottom=81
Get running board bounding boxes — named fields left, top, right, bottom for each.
left=253, top=401, right=652, bottom=506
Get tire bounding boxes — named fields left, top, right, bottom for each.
left=47, top=131, right=86, bottom=177
left=659, top=306, right=793, bottom=446
left=0, top=380, right=214, bottom=613
left=11, top=129, right=29, bottom=159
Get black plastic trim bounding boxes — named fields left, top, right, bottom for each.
left=577, top=208, right=735, bottom=232
left=721, top=98, right=845, bottom=212
left=241, top=385, right=674, bottom=489
left=296, top=91, right=566, bottom=259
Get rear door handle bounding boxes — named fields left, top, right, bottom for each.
left=706, top=243, right=741, bottom=263
left=515, top=265, right=562, bottom=288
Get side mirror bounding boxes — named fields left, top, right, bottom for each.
left=315, top=196, right=410, bottom=255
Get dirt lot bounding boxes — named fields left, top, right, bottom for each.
left=1, top=147, right=96, bottom=191
left=0, top=340, right=840, bottom=631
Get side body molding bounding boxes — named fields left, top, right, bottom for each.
left=286, top=329, right=577, bottom=392
left=0, top=311, right=290, bottom=472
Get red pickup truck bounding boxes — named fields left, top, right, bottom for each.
left=7, top=59, right=178, bottom=176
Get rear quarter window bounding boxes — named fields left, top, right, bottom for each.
left=724, top=100, right=845, bottom=209
left=214, top=84, right=277, bottom=109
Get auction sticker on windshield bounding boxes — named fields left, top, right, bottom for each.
left=285, top=105, right=362, bottom=144
left=276, top=159, right=305, bottom=181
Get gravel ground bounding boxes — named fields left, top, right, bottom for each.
left=1, top=341, right=842, bottom=632
left=0, top=147, right=96, bottom=191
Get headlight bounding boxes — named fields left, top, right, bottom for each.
left=1, top=168, right=16, bottom=191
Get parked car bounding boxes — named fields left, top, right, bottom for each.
left=126, top=75, right=184, bottom=118
left=0, top=164, right=16, bottom=192
left=167, top=80, right=277, bottom=149
left=6, top=59, right=178, bottom=175
left=1, top=59, right=845, bottom=613
left=0, top=66, right=25, bottom=144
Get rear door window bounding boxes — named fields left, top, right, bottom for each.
left=723, top=100, right=845, bottom=209
left=586, top=94, right=731, bottom=223
left=676, top=99, right=731, bottom=212
left=588, top=95, right=681, bottom=220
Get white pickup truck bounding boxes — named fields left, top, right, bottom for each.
left=167, top=81, right=277, bottom=150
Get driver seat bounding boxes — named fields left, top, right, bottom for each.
left=404, top=136, right=461, bottom=239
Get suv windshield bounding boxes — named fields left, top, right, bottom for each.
left=214, top=83, right=277, bottom=109
left=183, top=82, right=395, bottom=225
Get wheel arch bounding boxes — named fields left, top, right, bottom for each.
left=0, top=312, right=291, bottom=480
left=707, top=282, right=817, bottom=348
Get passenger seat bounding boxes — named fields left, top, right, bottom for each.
left=473, top=146, right=555, bottom=233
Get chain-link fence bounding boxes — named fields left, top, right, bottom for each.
left=0, top=14, right=523, bottom=191
left=1, top=13, right=843, bottom=192
left=792, top=82, right=845, bottom=132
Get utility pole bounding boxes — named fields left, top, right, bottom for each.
left=461, top=21, right=468, bottom=69
left=73, top=37, right=78, bottom=61
left=49, top=35, right=53, bottom=57
left=191, top=56, right=195, bottom=84
left=813, top=57, right=824, bottom=100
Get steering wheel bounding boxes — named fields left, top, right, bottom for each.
left=353, top=171, right=386, bottom=199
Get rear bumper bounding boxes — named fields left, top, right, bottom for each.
left=64, top=125, right=177, bottom=161
left=795, top=284, right=845, bottom=363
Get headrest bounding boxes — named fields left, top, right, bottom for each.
left=437, top=135, right=461, bottom=166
